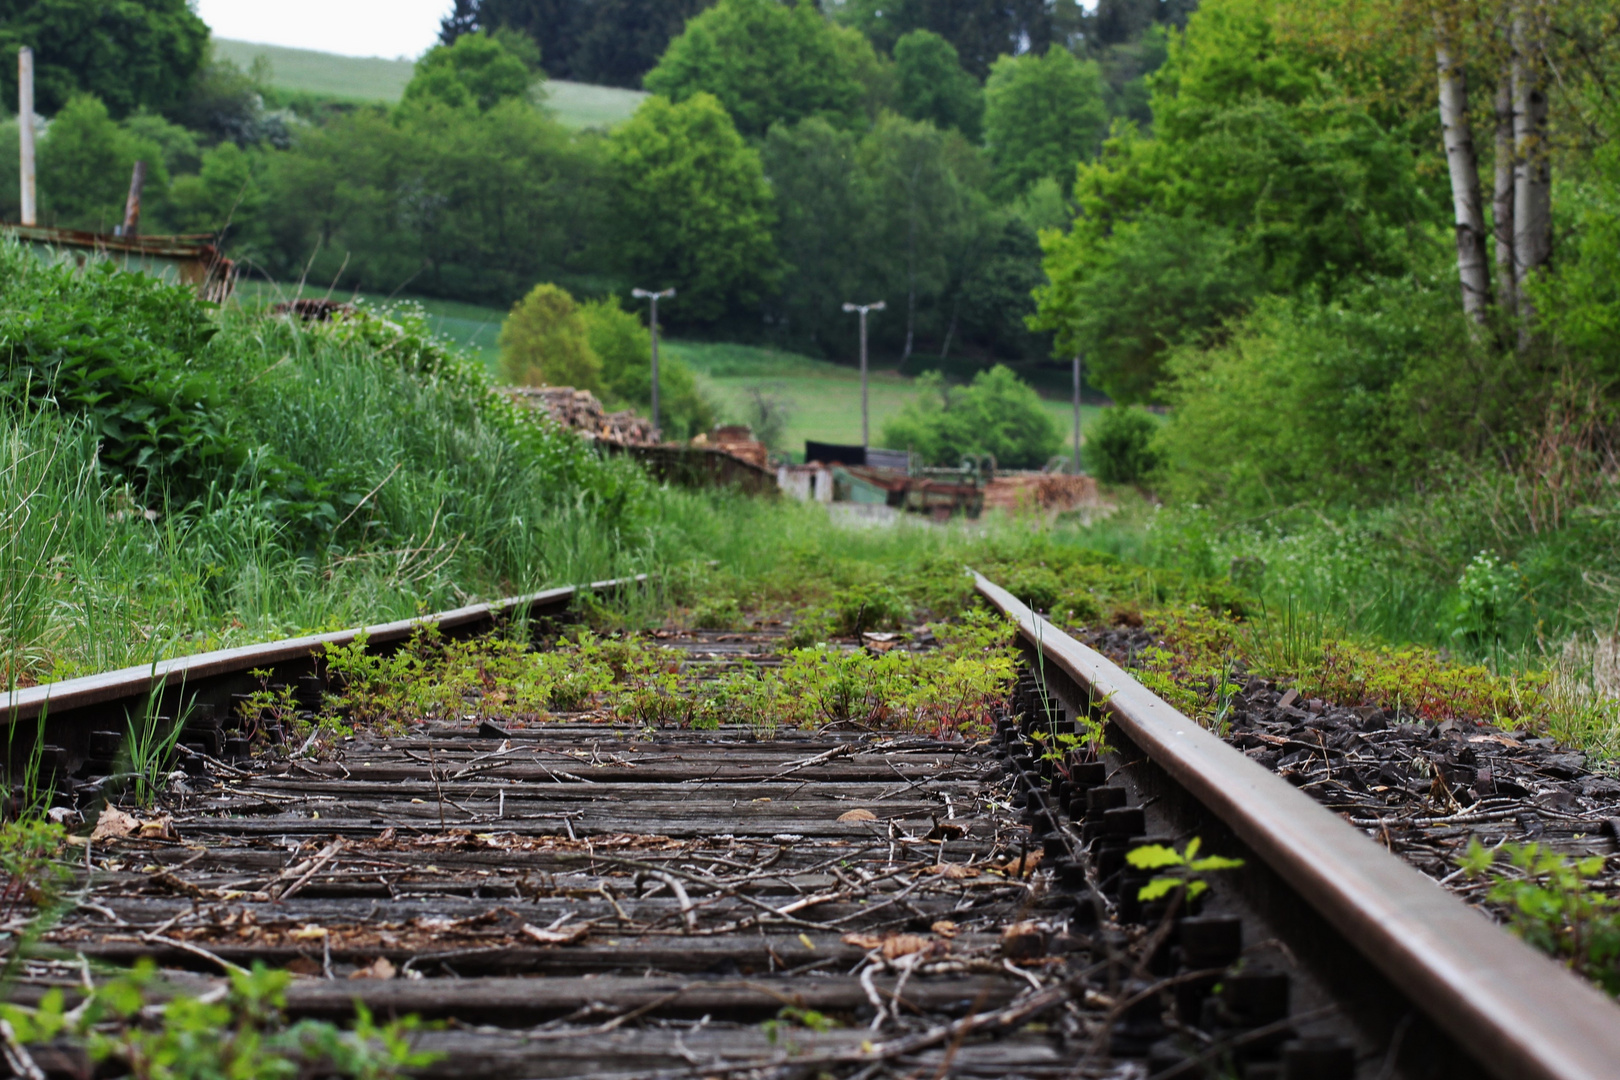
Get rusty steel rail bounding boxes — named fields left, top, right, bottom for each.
left=1, top=575, right=646, bottom=760
left=974, top=571, right=1620, bottom=1080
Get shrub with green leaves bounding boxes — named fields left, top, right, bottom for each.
left=881, top=366, right=1061, bottom=469
left=1088, top=406, right=1160, bottom=486
left=0, top=960, right=437, bottom=1079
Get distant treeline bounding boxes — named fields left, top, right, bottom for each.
left=0, top=0, right=1185, bottom=365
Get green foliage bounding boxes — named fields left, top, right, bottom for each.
left=0, top=820, right=71, bottom=922
left=462, top=0, right=713, bottom=90
left=166, top=142, right=268, bottom=248
left=1033, top=0, right=1438, bottom=403
left=1152, top=281, right=1486, bottom=508
left=263, top=96, right=603, bottom=306
left=404, top=30, right=538, bottom=113
left=36, top=94, right=171, bottom=231
left=0, top=0, right=210, bottom=117
left=1462, top=840, right=1620, bottom=995
left=643, top=0, right=865, bottom=139
left=498, top=283, right=604, bottom=391
left=0, top=959, right=438, bottom=1078
left=1088, top=406, right=1160, bottom=485
left=582, top=297, right=715, bottom=438
left=983, top=47, right=1107, bottom=199
left=881, top=366, right=1061, bottom=468
left=893, top=30, right=983, bottom=141
left=1126, top=836, right=1244, bottom=903
left=0, top=253, right=228, bottom=495
left=834, top=0, right=1058, bottom=79
left=1447, top=552, right=1524, bottom=647
left=606, top=93, right=779, bottom=323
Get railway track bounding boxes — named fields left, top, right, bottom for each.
left=2, top=573, right=1619, bottom=1078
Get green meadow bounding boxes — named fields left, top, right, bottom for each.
left=213, top=38, right=647, bottom=129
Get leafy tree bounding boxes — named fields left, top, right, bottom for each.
left=0, top=0, right=208, bottom=118
left=403, top=31, right=538, bottom=113
left=893, top=30, right=983, bottom=141
left=881, top=366, right=1061, bottom=468
left=605, top=93, right=778, bottom=323
left=170, top=52, right=279, bottom=148
left=581, top=297, right=714, bottom=437
left=443, top=0, right=714, bottom=89
left=982, top=47, right=1107, bottom=198
left=1032, top=0, right=1438, bottom=402
left=836, top=0, right=1055, bottom=80
left=1087, top=405, right=1160, bottom=484
left=860, top=114, right=968, bottom=360
left=262, top=97, right=606, bottom=304
left=643, top=0, right=864, bottom=139
left=761, top=118, right=873, bottom=354
left=499, top=283, right=604, bottom=391
left=36, top=95, right=170, bottom=231
left=166, top=143, right=267, bottom=251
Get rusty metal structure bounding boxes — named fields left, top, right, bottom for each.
left=1, top=223, right=236, bottom=301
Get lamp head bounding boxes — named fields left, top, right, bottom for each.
left=842, top=303, right=858, bottom=313
left=870, top=301, right=886, bottom=312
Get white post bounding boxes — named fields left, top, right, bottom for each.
left=1072, top=354, right=1082, bottom=474
left=18, top=46, right=35, bottom=226
left=842, top=300, right=885, bottom=450
left=631, top=287, right=676, bottom=441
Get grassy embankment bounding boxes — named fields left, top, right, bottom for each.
left=213, top=39, right=646, bottom=129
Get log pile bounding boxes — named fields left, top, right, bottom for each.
left=982, top=472, right=1099, bottom=513
left=692, top=424, right=769, bottom=469
left=504, top=386, right=656, bottom=446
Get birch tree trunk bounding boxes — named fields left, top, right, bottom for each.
left=1493, top=74, right=1516, bottom=313
left=1512, top=2, right=1552, bottom=316
left=1436, top=20, right=1491, bottom=325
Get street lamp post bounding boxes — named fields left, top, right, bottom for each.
left=841, top=301, right=885, bottom=448
left=1072, top=354, right=1084, bottom=475
left=631, top=287, right=675, bottom=440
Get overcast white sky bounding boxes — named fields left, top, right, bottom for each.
left=194, top=0, right=453, bottom=59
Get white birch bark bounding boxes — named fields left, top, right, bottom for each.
left=1493, top=74, right=1516, bottom=313
left=1512, top=2, right=1552, bottom=313
left=1436, top=22, right=1491, bottom=324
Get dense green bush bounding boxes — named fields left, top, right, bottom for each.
left=0, top=253, right=230, bottom=494
left=881, top=365, right=1061, bottom=468
left=581, top=298, right=714, bottom=438
left=499, top=283, right=604, bottom=391
left=1088, top=406, right=1160, bottom=486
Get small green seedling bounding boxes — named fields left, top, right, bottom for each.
left=1127, top=837, right=1245, bottom=902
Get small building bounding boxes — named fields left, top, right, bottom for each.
left=2, top=224, right=235, bottom=301
left=778, top=462, right=833, bottom=502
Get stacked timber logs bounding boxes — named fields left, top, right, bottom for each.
left=504, top=386, right=656, bottom=446
left=981, top=473, right=1099, bottom=513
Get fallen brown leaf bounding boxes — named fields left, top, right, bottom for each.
left=837, top=808, right=878, bottom=823
left=90, top=807, right=141, bottom=842
left=930, top=920, right=958, bottom=938
left=349, top=957, right=396, bottom=980
left=841, top=932, right=884, bottom=950
left=996, top=851, right=1042, bottom=877
left=881, top=934, right=935, bottom=960
left=927, top=863, right=979, bottom=879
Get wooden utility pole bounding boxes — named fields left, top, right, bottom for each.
left=117, top=161, right=147, bottom=237
left=631, top=288, right=675, bottom=440
left=18, top=47, right=35, bottom=226
left=842, top=301, right=886, bottom=448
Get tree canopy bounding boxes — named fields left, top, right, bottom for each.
left=893, top=30, right=983, bottom=142
left=404, top=30, right=539, bottom=113
left=643, top=0, right=866, bottom=139
left=881, top=366, right=1061, bottom=468
left=606, top=93, right=778, bottom=322
left=982, top=47, right=1107, bottom=199
left=0, top=0, right=209, bottom=118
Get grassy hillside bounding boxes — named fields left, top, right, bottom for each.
left=214, top=38, right=646, bottom=129
left=230, top=284, right=1097, bottom=459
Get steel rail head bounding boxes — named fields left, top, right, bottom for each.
left=2, top=574, right=649, bottom=725
left=973, top=570, right=1620, bottom=1080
